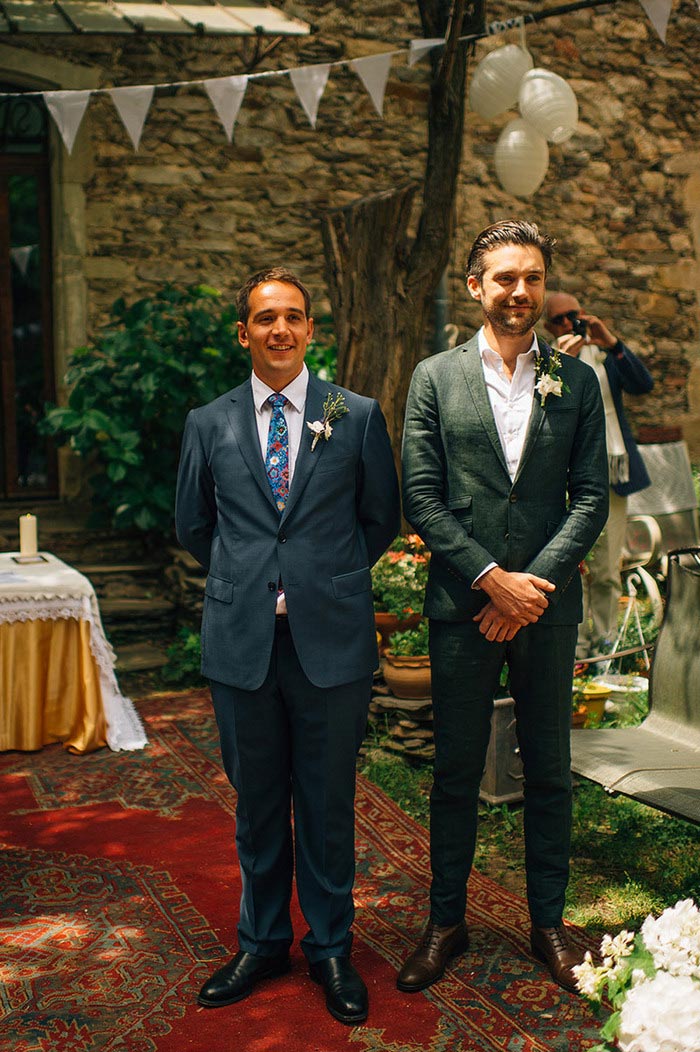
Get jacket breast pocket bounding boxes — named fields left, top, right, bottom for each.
left=447, top=494, right=473, bottom=532
left=205, top=575, right=234, bottom=603
left=314, top=453, right=355, bottom=476
left=541, top=404, right=577, bottom=437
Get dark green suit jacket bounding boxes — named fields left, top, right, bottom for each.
left=402, top=335, right=609, bottom=626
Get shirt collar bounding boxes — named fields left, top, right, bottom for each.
left=477, top=327, right=539, bottom=365
left=251, top=362, right=309, bottom=414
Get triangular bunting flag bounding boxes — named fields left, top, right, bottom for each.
left=408, top=38, right=445, bottom=67
left=44, top=90, right=91, bottom=154
left=289, top=63, right=331, bottom=128
left=638, top=0, right=673, bottom=41
left=10, top=245, right=34, bottom=277
left=203, top=75, right=248, bottom=142
left=350, top=54, right=392, bottom=117
left=109, top=85, right=155, bottom=150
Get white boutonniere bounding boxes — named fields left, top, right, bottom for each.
left=534, top=348, right=568, bottom=406
left=307, top=392, right=349, bottom=451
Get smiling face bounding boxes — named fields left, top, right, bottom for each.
left=467, top=242, right=546, bottom=339
left=237, top=280, right=314, bottom=391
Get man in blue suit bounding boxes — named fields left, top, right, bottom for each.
left=399, top=221, right=608, bottom=995
left=544, top=293, right=654, bottom=658
left=176, top=267, right=400, bottom=1023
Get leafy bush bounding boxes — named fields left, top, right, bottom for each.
left=41, top=285, right=248, bottom=535
left=372, top=534, right=430, bottom=617
left=161, top=627, right=204, bottom=687
left=388, top=618, right=429, bottom=656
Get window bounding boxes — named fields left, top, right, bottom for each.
left=0, top=87, right=56, bottom=498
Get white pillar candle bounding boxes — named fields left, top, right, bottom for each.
left=19, top=513, right=38, bottom=557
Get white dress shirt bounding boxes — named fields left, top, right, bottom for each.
left=472, top=329, right=538, bottom=588
left=251, top=363, right=309, bottom=483
left=251, top=364, right=309, bottom=613
left=478, top=328, right=537, bottom=481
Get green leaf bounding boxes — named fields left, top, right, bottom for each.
left=600, top=1011, right=621, bottom=1043
left=107, top=462, right=127, bottom=482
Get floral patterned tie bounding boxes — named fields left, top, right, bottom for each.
left=265, top=393, right=289, bottom=514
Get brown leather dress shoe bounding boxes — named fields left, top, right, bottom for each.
left=530, top=925, right=583, bottom=993
left=397, top=920, right=469, bottom=993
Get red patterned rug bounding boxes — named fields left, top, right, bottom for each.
left=0, top=688, right=603, bottom=1052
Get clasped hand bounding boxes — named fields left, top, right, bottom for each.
left=473, top=568, right=555, bottom=643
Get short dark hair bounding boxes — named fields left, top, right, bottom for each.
left=236, top=267, right=312, bottom=324
left=466, top=220, right=556, bottom=283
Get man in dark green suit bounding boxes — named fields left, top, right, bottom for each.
left=398, top=221, right=608, bottom=994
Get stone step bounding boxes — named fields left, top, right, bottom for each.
left=115, top=642, right=169, bottom=674
left=99, top=596, right=176, bottom=644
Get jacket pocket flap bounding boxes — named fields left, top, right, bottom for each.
left=446, top=494, right=473, bottom=511
left=332, top=566, right=372, bottom=599
left=205, top=575, right=234, bottom=603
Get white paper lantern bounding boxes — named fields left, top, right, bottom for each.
left=494, top=118, right=549, bottom=197
left=518, top=68, right=578, bottom=144
left=469, top=45, right=534, bottom=119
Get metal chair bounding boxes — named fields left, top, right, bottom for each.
left=571, top=548, right=700, bottom=824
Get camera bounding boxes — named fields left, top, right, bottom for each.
left=571, top=316, right=588, bottom=338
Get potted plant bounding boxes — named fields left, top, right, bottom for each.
left=372, top=534, right=429, bottom=649
left=572, top=678, right=611, bottom=727
left=383, top=618, right=431, bottom=700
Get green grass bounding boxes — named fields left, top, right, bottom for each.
left=360, top=750, right=700, bottom=940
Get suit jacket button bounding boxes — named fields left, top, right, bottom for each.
left=509, top=493, right=517, bottom=503
left=268, top=581, right=277, bottom=591
left=505, top=532, right=509, bottom=540
left=278, top=533, right=287, bottom=543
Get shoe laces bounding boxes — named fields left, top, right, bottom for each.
left=540, top=925, right=568, bottom=953
left=420, top=923, right=458, bottom=951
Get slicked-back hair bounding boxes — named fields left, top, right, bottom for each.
left=466, top=221, right=556, bottom=283
left=236, top=267, right=312, bottom=324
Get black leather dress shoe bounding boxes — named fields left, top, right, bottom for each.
left=309, top=956, right=368, bottom=1025
left=197, top=950, right=290, bottom=1007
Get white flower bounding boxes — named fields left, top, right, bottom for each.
left=642, top=900, right=700, bottom=979
left=306, top=392, right=348, bottom=450
left=601, top=929, right=635, bottom=966
left=535, top=373, right=563, bottom=403
left=573, top=951, right=605, bottom=1000
left=617, top=971, right=700, bottom=1052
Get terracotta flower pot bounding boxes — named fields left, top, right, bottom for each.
left=374, top=611, right=421, bottom=652
left=382, top=653, right=431, bottom=700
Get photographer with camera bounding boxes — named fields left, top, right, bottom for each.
left=544, top=293, right=654, bottom=659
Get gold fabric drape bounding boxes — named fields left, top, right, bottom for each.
left=0, top=617, right=107, bottom=753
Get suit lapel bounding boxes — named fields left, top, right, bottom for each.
left=224, top=379, right=278, bottom=510
left=458, top=337, right=510, bottom=479
left=281, top=372, right=328, bottom=523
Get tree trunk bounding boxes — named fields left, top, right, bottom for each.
left=321, top=0, right=484, bottom=464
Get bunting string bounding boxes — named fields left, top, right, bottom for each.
left=0, top=0, right=682, bottom=154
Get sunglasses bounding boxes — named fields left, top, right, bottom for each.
left=548, top=309, right=579, bottom=327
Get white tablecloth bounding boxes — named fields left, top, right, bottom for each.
left=0, top=551, right=147, bottom=751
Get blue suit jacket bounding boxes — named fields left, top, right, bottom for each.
left=175, top=371, right=400, bottom=690
left=602, top=343, right=654, bottom=496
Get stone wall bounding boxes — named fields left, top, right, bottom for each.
left=2, top=0, right=699, bottom=469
